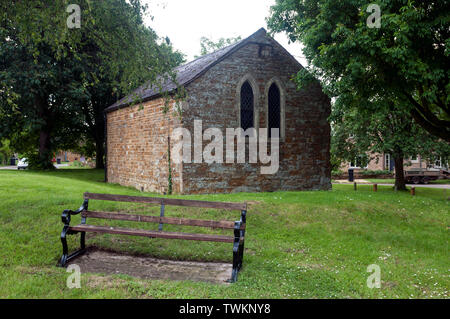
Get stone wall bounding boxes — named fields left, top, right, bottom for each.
left=106, top=98, right=182, bottom=194
left=181, top=32, right=331, bottom=193
left=106, top=31, right=331, bottom=194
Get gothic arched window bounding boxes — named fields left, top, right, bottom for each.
left=240, top=81, right=254, bottom=130
left=268, top=83, right=281, bottom=138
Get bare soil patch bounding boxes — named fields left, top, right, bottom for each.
left=67, top=248, right=232, bottom=284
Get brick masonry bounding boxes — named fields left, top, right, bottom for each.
left=106, top=97, right=182, bottom=194
left=106, top=31, right=331, bottom=194
left=55, top=151, right=84, bottom=162
left=339, top=153, right=440, bottom=173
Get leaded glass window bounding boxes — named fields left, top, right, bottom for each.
left=268, top=83, right=280, bottom=138
left=240, top=81, right=254, bottom=131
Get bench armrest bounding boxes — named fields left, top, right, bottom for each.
left=240, top=210, right=246, bottom=225
left=61, top=199, right=89, bottom=225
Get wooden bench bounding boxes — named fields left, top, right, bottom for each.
left=57, top=193, right=247, bottom=282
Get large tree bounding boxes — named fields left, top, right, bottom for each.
left=73, top=1, right=184, bottom=168
left=268, top=0, right=450, bottom=142
left=0, top=39, right=85, bottom=168
left=0, top=0, right=184, bottom=168
left=332, top=99, right=450, bottom=190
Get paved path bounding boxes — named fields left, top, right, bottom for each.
left=0, top=166, right=16, bottom=170
left=0, top=163, right=69, bottom=170
left=376, top=183, right=449, bottom=189
left=333, top=182, right=450, bottom=189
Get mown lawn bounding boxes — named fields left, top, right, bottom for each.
left=0, top=169, right=448, bottom=299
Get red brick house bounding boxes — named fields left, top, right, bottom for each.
left=341, top=153, right=448, bottom=173
left=54, top=151, right=85, bottom=163
left=104, top=28, right=331, bottom=194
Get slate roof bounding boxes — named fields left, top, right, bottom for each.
left=105, top=28, right=267, bottom=113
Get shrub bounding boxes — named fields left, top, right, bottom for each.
left=332, top=169, right=345, bottom=176
left=70, top=160, right=85, bottom=168
left=24, top=152, right=55, bottom=170
left=359, top=170, right=392, bottom=176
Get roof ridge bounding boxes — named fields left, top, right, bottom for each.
left=177, top=27, right=265, bottom=68
left=105, top=28, right=267, bottom=113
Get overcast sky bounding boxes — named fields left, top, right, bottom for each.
left=143, top=0, right=307, bottom=66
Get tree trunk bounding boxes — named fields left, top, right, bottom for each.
left=95, top=140, right=105, bottom=169
left=38, top=129, right=55, bottom=170
left=393, top=154, right=407, bottom=190
left=94, top=111, right=105, bottom=169
left=36, top=97, right=55, bottom=170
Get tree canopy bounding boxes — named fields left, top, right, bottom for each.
left=197, top=36, right=242, bottom=57
left=267, top=0, right=450, bottom=142
left=0, top=0, right=184, bottom=168
left=331, top=97, right=450, bottom=189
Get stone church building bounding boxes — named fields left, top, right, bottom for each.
left=105, top=28, right=331, bottom=194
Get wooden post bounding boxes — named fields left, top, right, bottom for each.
left=354, top=182, right=357, bottom=191
left=411, top=187, right=415, bottom=196
left=373, top=184, right=378, bottom=192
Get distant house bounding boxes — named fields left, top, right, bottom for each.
left=54, top=151, right=85, bottom=163
left=104, top=28, right=331, bottom=194
left=341, top=153, right=447, bottom=173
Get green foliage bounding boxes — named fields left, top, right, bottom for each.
left=73, top=0, right=185, bottom=168
left=70, top=160, right=84, bottom=168
left=330, top=151, right=344, bottom=172
left=359, top=170, right=392, bottom=176
left=25, top=151, right=55, bottom=170
left=0, top=139, right=13, bottom=165
left=0, top=0, right=185, bottom=169
left=331, top=169, right=345, bottom=176
left=197, top=36, right=242, bottom=57
left=71, top=139, right=96, bottom=160
left=267, top=0, right=450, bottom=141
left=331, top=99, right=450, bottom=164
left=330, top=97, right=449, bottom=189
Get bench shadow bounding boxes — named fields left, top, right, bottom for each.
left=66, top=247, right=232, bottom=285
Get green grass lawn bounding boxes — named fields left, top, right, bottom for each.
left=58, top=161, right=91, bottom=169
left=0, top=169, right=448, bottom=299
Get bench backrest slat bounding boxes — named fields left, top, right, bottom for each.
left=84, top=193, right=247, bottom=211
left=82, top=211, right=245, bottom=230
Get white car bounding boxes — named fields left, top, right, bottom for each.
left=17, top=158, right=28, bottom=170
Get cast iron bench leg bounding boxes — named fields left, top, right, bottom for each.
left=58, top=229, right=87, bottom=267
left=238, top=210, right=246, bottom=271
left=57, top=204, right=88, bottom=267
left=58, top=226, right=69, bottom=267
left=238, top=241, right=245, bottom=271
left=230, top=241, right=240, bottom=283
left=80, top=213, right=87, bottom=250
left=80, top=232, right=86, bottom=250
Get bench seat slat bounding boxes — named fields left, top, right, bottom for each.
left=84, top=193, right=247, bottom=211
left=82, top=211, right=244, bottom=230
left=69, top=224, right=236, bottom=243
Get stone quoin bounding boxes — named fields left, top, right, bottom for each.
left=104, top=28, right=331, bottom=194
